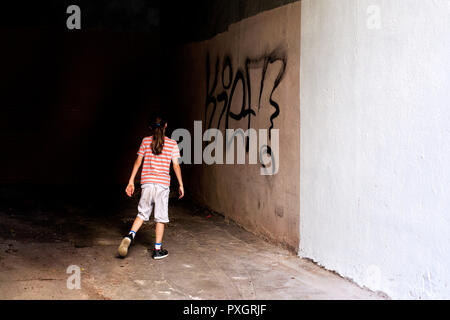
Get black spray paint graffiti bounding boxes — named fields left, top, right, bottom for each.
left=204, top=47, right=287, bottom=148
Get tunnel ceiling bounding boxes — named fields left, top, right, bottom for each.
left=1, top=0, right=298, bottom=42
left=161, top=0, right=299, bottom=43
left=0, top=0, right=160, bottom=32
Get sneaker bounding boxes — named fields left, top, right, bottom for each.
left=117, top=234, right=133, bottom=258
left=152, top=248, right=169, bottom=260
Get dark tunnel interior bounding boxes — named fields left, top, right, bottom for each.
left=2, top=1, right=161, bottom=187
left=1, top=0, right=296, bottom=184
left=0, top=0, right=299, bottom=217
left=0, top=1, right=178, bottom=260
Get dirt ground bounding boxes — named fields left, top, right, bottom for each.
left=0, top=185, right=386, bottom=300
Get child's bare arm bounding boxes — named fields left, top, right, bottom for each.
left=126, top=155, right=143, bottom=197
left=172, top=158, right=184, bottom=199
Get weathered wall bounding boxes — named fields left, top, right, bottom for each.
left=300, top=0, right=450, bottom=299
left=171, top=2, right=301, bottom=251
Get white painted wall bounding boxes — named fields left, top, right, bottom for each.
left=299, top=0, right=450, bottom=299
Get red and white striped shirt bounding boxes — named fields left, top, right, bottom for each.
left=137, top=136, right=180, bottom=187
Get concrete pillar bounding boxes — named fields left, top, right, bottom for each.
left=300, top=0, right=450, bottom=299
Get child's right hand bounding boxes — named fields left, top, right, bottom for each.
left=178, top=185, right=184, bottom=199
left=125, top=183, right=135, bottom=197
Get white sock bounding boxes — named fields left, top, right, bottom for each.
left=155, top=242, right=162, bottom=250
left=128, top=231, right=136, bottom=239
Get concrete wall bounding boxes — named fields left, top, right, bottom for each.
left=171, top=2, right=301, bottom=251
left=300, top=0, right=450, bottom=299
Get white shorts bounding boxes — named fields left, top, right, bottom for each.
left=137, top=183, right=170, bottom=223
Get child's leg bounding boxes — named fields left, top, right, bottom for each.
left=152, top=185, right=169, bottom=258
left=125, top=216, right=144, bottom=241
left=155, top=222, right=165, bottom=244
left=118, top=187, right=152, bottom=258
left=153, top=222, right=167, bottom=258
left=131, top=216, right=144, bottom=233
left=130, top=186, right=153, bottom=237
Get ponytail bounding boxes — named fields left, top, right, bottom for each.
left=150, top=116, right=166, bottom=155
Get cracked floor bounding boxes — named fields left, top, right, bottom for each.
left=0, top=186, right=385, bottom=300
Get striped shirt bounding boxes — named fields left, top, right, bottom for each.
left=137, top=136, right=180, bottom=187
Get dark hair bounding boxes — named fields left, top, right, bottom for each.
left=149, top=116, right=167, bottom=155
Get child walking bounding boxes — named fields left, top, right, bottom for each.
left=118, top=115, right=184, bottom=260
